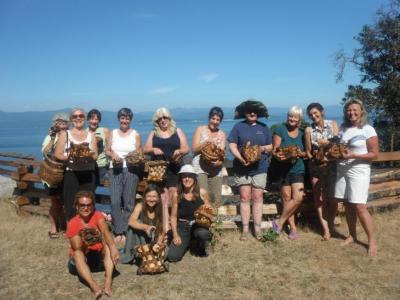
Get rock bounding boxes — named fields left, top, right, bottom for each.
left=0, top=175, right=16, bottom=199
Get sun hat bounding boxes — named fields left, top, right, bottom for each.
left=178, top=164, right=196, bottom=175
left=52, top=112, right=69, bottom=123
left=234, top=99, right=269, bottom=119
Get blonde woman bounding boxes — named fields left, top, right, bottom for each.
left=271, top=106, right=305, bottom=240
left=334, top=99, right=378, bottom=256
left=54, top=108, right=98, bottom=221
left=144, top=107, right=189, bottom=232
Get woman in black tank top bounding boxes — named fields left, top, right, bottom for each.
left=168, top=164, right=212, bottom=262
left=144, top=107, right=190, bottom=234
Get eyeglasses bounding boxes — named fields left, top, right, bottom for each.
left=157, top=116, right=170, bottom=122
left=71, top=114, right=85, bottom=120
left=78, top=203, right=93, bottom=209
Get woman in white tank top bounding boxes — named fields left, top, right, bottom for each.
left=105, top=108, right=142, bottom=244
left=54, top=108, right=98, bottom=221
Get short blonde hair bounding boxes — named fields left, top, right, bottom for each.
left=287, top=105, right=304, bottom=121
left=152, top=107, right=177, bottom=136
left=342, top=98, right=368, bottom=128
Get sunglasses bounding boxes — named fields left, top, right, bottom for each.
left=78, top=203, right=93, bottom=209
left=157, top=116, right=170, bottom=122
left=71, top=114, right=85, bottom=120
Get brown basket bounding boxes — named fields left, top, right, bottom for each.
left=38, top=154, right=65, bottom=187
left=126, top=150, right=145, bottom=167
left=144, top=160, right=169, bottom=183
left=135, top=243, right=167, bottom=275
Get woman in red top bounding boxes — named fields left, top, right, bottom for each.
left=66, top=191, right=119, bottom=299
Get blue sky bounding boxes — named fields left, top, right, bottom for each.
left=0, top=0, right=387, bottom=112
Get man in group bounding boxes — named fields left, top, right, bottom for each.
left=66, top=190, right=119, bottom=299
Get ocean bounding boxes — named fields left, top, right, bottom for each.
left=0, top=114, right=342, bottom=160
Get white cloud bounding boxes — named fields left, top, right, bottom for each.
left=148, top=86, right=176, bottom=95
left=199, top=73, right=219, bottom=82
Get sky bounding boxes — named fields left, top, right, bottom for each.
left=0, top=0, right=388, bottom=112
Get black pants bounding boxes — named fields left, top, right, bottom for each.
left=63, top=170, right=96, bottom=221
left=167, top=223, right=211, bottom=262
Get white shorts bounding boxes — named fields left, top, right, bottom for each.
left=334, top=164, right=370, bottom=204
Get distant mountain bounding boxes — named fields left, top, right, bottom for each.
left=0, top=105, right=343, bottom=128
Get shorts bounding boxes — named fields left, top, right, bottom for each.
left=234, top=173, right=267, bottom=189
left=280, top=172, right=304, bottom=186
left=334, top=164, right=370, bottom=204
left=68, top=251, right=104, bottom=275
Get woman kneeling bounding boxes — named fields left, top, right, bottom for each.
left=168, top=164, right=212, bottom=261
left=120, top=184, right=165, bottom=264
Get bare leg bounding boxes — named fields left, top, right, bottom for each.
left=239, top=185, right=251, bottom=240
left=49, top=197, right=62, bottom=234
left=341, top=202, right=357, bottom=246
left=102, top=244, right=115, bottom=296
left=328, top=198, right=339, bottom=233
left=73, top=250, right=103, bottom=299
left=252, top=187, right=264, bottom=238
left=355, top=204, right=377, bottom=257
left=277, top=183, right=304, bottom=233
left=317, top=203, right=330, bottom=240
left=161, top=187, right=170, bottom=234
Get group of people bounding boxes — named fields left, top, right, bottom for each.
left=41, top=98, right=379, bottom=298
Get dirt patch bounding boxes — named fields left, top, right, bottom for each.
left=1, top=198, right=400, bottom=299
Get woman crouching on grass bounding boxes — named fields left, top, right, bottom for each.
left=120, top=184, right=166, bottom=264
left=168, top=164, right=212, bottom=261
left=66, top=190, right=119, bottom=299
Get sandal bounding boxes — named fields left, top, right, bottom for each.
left=240, top=224, right=249, bottom=241
left=240, top=232, right=249, bottom=241
left=48, top=231, right=59, bottom=239
left=254, top=223, right=263, bottom=241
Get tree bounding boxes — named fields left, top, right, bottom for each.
left=336, top=0, right=400, bottom=151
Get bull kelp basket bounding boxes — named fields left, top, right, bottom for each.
left=144, top=160, right=169, bottom=183
left=38, top=154, right=65, bottom=187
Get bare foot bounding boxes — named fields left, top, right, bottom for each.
left=93, top=289, right=103, bottom=300
left=103, top=278, right=112, bottom=297
left=340, top=235, right=354, bottom=246
left=368, top=243, right=378, bottom=257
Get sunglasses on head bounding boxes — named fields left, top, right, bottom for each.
left=71, top=114, right=85, bottom=120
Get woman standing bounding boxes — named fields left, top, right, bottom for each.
left=54, top=108, right=98, bottom=221
left=105, top=108, right=141, bottom=244
left=272, top=106, right=305, bottom=240
left=144, top=107, right=190, bottom=233
left=42, top=112, right=69, bottom=238
left=228, top=100, right=272, bottom=241
left=334, top=99, right=378, bottom=256
left=192, top=107, right=226, bottom=205
left=304, top=103, right=339, bottom=240
left=168, top=164, right=212, bottom=261
left=87, top=109, right=109, bottom=185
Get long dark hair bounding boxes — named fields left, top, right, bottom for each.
left=141, top=184, right=163, bottom=236
left=177, top=174, right=200, bottom=203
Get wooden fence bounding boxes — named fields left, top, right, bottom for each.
left=1, top=151, right=400, bottom=229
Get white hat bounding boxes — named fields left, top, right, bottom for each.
left=178, top=164, right=196, bottom=175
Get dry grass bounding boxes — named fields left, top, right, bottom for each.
left=1, top=199, right=400, bottom=300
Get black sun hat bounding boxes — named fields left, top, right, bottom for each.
left=234, top=99, right=269, bottom=119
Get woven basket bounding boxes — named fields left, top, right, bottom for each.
left=38, top=155, right=65, bottom=187
left=145, top=160, right=169, bottom=182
